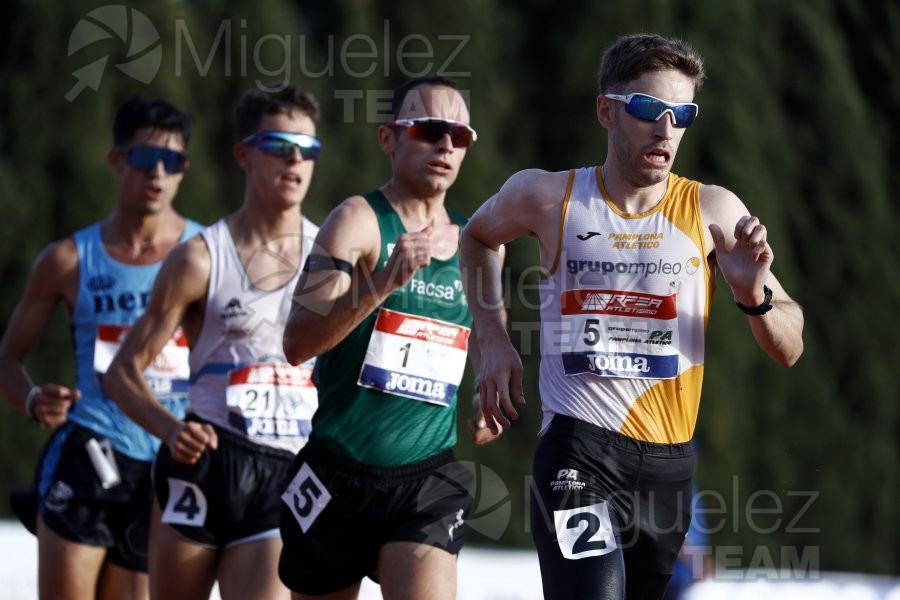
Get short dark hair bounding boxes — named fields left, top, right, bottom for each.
left=391, top=75, right=461, bottom=120
left=113, top=95, right=192, bottom=147
left=233, top=84, right=320, bottom=141
left=598, top=33, right=706, bottom=94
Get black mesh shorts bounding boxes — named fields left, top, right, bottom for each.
left=278, top=438, right=474, bottom=595
left=153, top=417, right=296, bottom=548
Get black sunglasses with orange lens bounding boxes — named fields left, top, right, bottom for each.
left=388, top=118, right=477, bottom=148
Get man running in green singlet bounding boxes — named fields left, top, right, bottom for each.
left=278, top=75, right=500, bottom=599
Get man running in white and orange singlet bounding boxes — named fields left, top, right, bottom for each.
left=460, top=33, right=804, bottom=600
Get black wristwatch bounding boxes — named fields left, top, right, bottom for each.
left=735, top=285, right=773, bottom=315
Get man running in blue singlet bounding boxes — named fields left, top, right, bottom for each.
left=0, top=96, right=201, bottom=600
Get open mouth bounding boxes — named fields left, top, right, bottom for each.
left=645, top=148, right=671, bottom=165
left=281, top=173, right=303, bottom=185
left=427, top=159, right=452, bottom=173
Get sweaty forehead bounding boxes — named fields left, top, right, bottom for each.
left=396, top=85, right=470, bottom=122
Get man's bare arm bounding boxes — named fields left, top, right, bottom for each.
left=465, top=245, right=507, bottom=446
left=460, top=169, right=569, bottom=433
left=283, top=196, right=433, bottom=365
left=702, top=185, right=804, bottom=367
left=0, top=239, right=81, bottom=427
left=104, top=237, right=217, bottom=463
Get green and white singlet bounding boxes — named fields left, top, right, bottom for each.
left=311, top=191, right=472, bottom=466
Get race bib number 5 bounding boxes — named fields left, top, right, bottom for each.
left=358, top=308, right=470, bottom=406
left=559, top=289, right=679, bottom=379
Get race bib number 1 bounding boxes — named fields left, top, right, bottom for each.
left=357, top=308, right=470, bottom=406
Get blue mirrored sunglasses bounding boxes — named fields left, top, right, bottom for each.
left=119, top=145, right=188, bottom=174
left=604, top=93, right=699, bottom=128
left=241, top=131, right=323, bottom=160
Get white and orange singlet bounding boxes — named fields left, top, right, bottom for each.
left=538, top=167, right=713, bottom=443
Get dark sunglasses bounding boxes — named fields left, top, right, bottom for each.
left=241, top=131, right=323, bottom=160
left=119, top=145, right=188, bottom=174
left=604, top=93, right=699, bottom=128
left=388, top=117, right=477, bottom=148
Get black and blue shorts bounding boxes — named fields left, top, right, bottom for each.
left=28, top=423, right=153, bottom=571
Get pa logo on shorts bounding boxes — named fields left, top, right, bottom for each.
left=558, top=468, right=579, bottom=480
left=551, top=468, right=586, bottom=492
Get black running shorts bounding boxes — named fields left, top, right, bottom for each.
left=35, top=423, right=153, bottom=571
left=278, top=438, right=474, bottom=595
left=153, top=417, right=296, bottom=548
left=530, top=415, right=694, bottom=600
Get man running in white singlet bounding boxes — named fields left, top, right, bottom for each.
left=460, top=33, right=804, bottom=600
left=104, top=84, right=323, bottom=600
